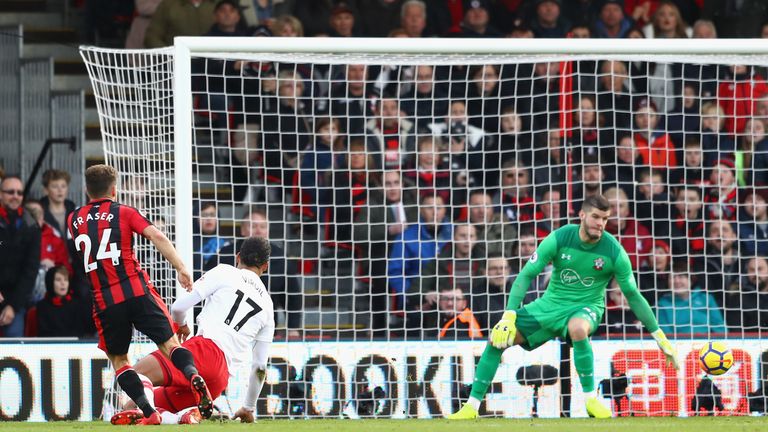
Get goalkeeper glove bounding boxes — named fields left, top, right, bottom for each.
left=490, top=311, right=517, bottom=350
left=651, top=329, right=680, bottom=370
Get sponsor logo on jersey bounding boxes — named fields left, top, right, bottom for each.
left=560, top=269, right=595, bottom=287
left=530, top=252, right=538, bottom=263
left=593, top=258, right=604, bottom=270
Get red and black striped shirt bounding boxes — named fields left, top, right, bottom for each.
left=67, top=199, right=154, bottom=312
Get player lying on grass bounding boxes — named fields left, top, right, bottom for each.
left=111, top=237, right=275, bottom=425
left=448, top=195, right=680, bottom=419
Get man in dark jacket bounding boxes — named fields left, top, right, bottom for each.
left=0, top=176, right=41, bottom=337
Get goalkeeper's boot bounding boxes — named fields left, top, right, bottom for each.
left=110, top=409, right=144, bottom=425
left=585, top=397, right=612, bottom=419
left=446, top=403, right=479, bottom=420
left=191, top=374, right=214, bottom=419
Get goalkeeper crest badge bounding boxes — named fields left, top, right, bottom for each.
left=593, top=258, right=604, bottom=270
left=530, top=252, right=538, bottom=263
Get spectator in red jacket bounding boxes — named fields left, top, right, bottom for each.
left=633, top=97, right=678, bottom=170
left=705, top=158, right=739, bottom=221
left=717, top=64, right=768, bottom=134
left=24, top=200, right=72, bottom=276
left=605, top=186, right=653, bottom=269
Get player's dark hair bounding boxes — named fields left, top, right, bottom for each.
left=85, top=164, right=117, bottom=198
left=239, top=236, right=271, bottom=268
left=582, top=195, right=610, bottom=212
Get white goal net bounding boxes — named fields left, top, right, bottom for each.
left=81, top=38, right=768, bottom=418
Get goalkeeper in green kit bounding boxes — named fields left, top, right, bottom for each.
left=448, top=195, right=680, bottom=419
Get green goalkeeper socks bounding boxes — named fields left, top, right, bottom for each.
left=469, top=343, right=504, bottom=400
left=468, top=339, right=595, bottom=400
left=573, top=338, right=595, bottom=393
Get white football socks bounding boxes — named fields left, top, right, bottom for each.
left=159, top=410, right=179, bottom=424
left=467, top=396, right=481, bottom=410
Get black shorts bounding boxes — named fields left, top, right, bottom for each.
left=93, top=291, right=175, bottom=355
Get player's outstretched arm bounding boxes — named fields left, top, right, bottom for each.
left=614, top=248, right=680, bottom=370
left=232, top=367, right=264, bottom=423
left=234, top=340, right=271, bottom=422
left=143, top=225, right=193, bottom=291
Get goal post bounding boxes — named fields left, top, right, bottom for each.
left=82, top=37, right=768, bottom=418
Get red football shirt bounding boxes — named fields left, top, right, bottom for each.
left=67, top=199, right=154, bottom=312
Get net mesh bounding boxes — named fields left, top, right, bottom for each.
left=81, top=44, right=768, bottom=418
left=81, top=48, right=177, bottom=419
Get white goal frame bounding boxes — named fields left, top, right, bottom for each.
left=74, top=35, right=768, bottom=420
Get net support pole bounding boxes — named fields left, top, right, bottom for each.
left=174, top=39, right=194, bottom=321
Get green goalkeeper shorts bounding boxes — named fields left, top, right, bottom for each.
left=515, top=298, right=603, bottom=351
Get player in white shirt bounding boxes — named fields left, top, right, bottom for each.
left=110, top=237, right=275, bottom=425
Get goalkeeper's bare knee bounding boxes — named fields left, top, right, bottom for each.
left=567, top=317, right=591, bottom=341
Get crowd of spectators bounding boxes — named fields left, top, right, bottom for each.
left=85, top=0, right=768, bottom=49
left=0, top=170, right=94, bottom=338
left=90, top=0, right=768, bottom=48
left=5, top=0, right=768, bottom=340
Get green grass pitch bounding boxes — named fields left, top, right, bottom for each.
left=0, top=418, right=766, bottom=432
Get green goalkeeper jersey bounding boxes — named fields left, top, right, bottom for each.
left=507, top=224, right=659, bottom=333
